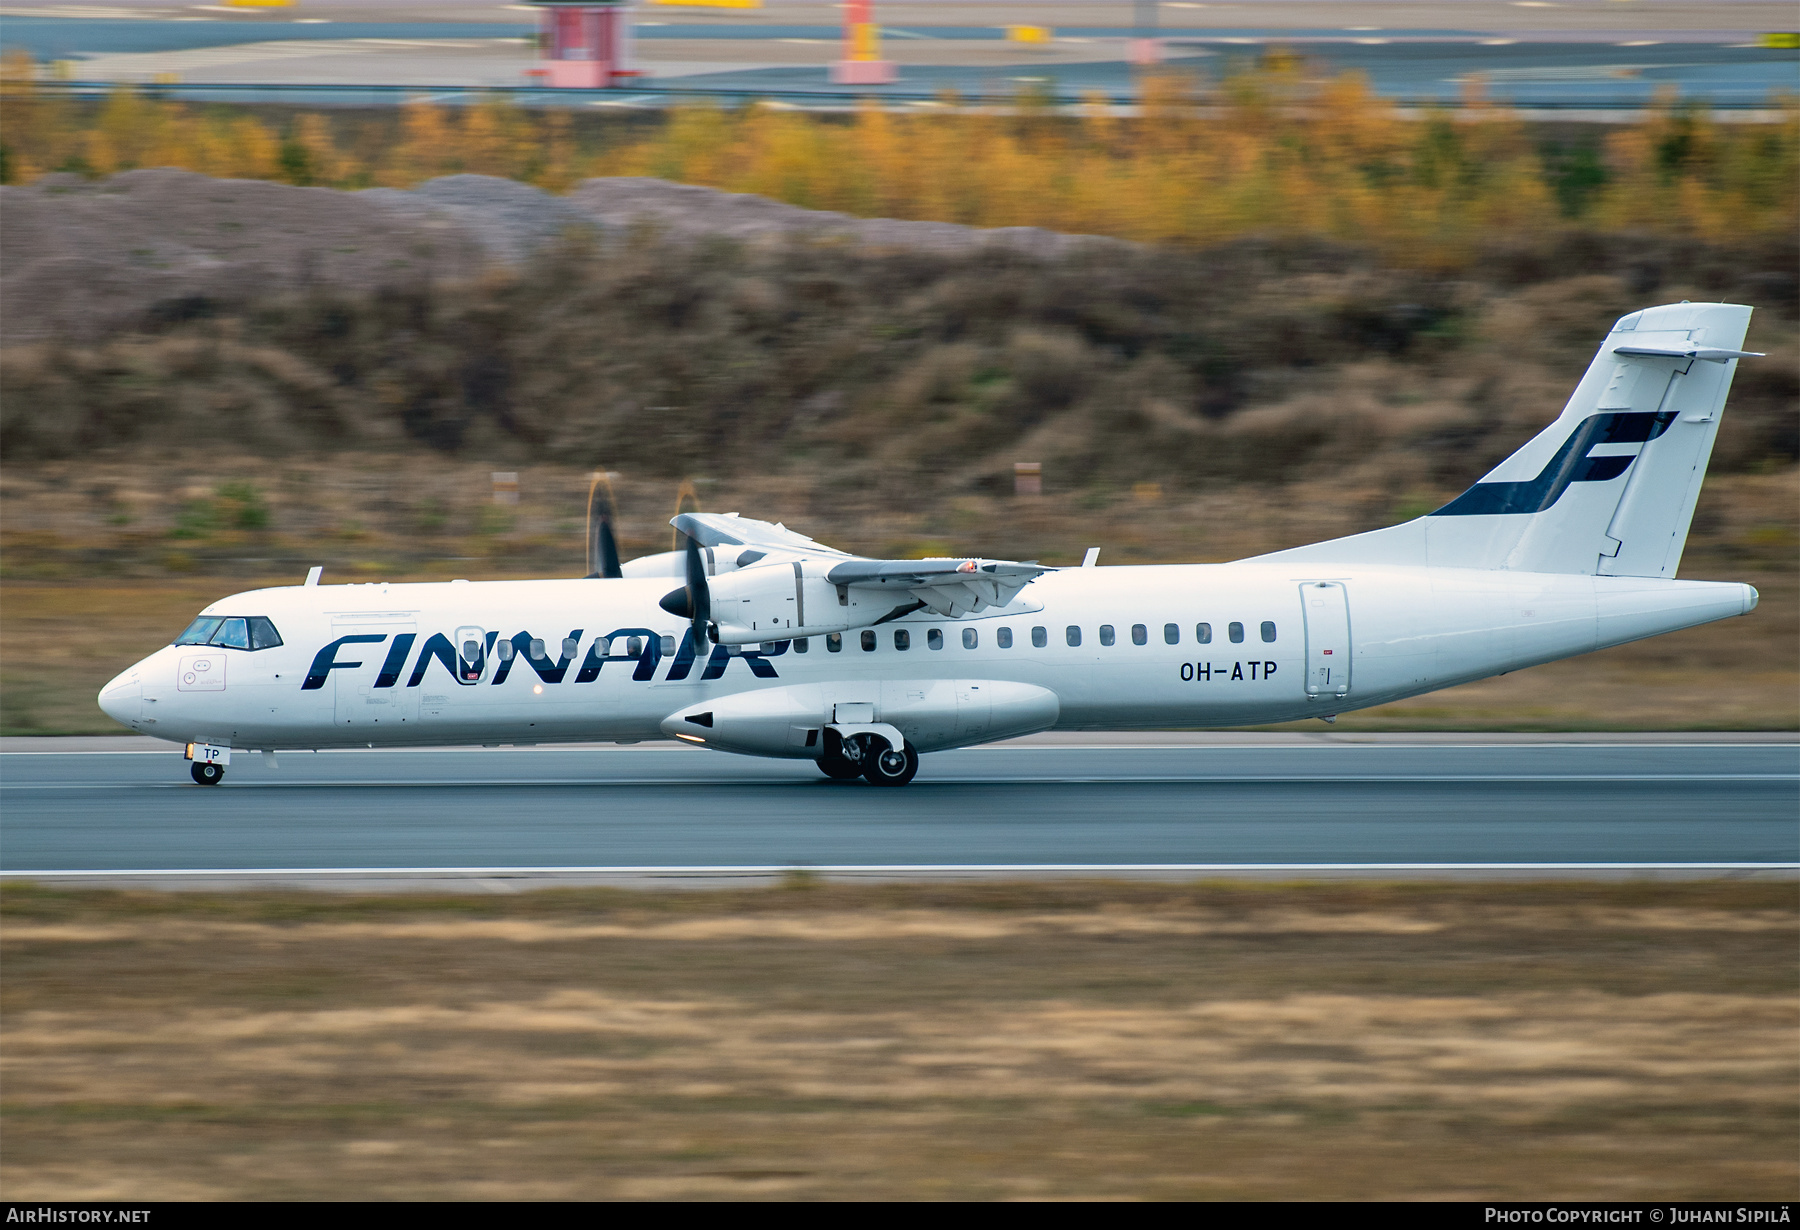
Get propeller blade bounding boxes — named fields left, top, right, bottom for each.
left=671, top=480, right=701, bottom=552
left=684, top=531, right=712, bottom=650
left=585, top=473, right=622, bottom=579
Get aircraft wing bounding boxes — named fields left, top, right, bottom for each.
left=673, top=512, right=851, bottom=560
left=824, top=558, right=1048, bottom=617
left=672, top=512, right=1048, bottom=617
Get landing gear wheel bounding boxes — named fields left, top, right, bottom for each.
left=862, top=742, right=919, bottom=787
left=191, top=761, right=224, bottom=786
left=816, top=729, right=864, bottom=780
left=817, top=751, right=863, bottom=780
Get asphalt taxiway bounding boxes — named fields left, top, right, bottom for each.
left=2, top=737, right=1794, bottom=884
left=4, top=10, right=1793, bottom=107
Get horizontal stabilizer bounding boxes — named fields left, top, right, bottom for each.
left=1613, top=345, right=1763, bottom=363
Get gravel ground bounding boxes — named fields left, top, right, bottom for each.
left=0, top=169, right=1124, bottom=343
left=358, top=173, right=598, bottom=266
left=567, top=175, right=1127, bottom=259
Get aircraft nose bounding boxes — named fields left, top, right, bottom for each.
left=97, top=671, right=141, bottom=728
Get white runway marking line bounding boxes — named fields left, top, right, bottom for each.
left=5, top=742, right=1796, bottom=756
left=7, top=862, right=1798, bottom=878
left=5, top=774, right=1797, bottom=789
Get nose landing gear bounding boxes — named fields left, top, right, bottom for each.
left=191, top=761, right=224, bottom=786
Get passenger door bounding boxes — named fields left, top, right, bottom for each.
left=332, top=616, right=419, bottom=731
left=1301, top=582, right=1352, bottom=699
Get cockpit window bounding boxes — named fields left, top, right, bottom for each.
left=173, top=615, right=283, bottom=650
left=211, top=618, right=251, bottom=649
left=176, top=616, right=223, bottom=645
left=248, top=617, right=283, bottom=650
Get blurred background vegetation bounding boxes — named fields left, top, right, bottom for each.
left=3, top=57, right=1796, bottom=257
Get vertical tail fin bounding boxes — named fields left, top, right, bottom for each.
left=1255, top=302, right=1759, bottom=575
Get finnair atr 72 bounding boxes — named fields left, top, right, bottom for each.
left=100, top=303, right=1763, bottom=787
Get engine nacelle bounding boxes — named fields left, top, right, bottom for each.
left=660, top=679, right=1060, bottom=758
left=706, top=561, right=866, bottom=646
left=622, top=545, right=765, bottom=580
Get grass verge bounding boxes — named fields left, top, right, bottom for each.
left=3, top=879, right=1794, bottom=1199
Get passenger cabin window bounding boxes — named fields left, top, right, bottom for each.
left=963, top=628, right=978, bottom=649
left=927, top=628, right=943, bottom=650
left=1031, top=626, right=1047, bottom=648
left=1164, top=623, right=1179, bottom=645
left=1261, top=621, right=1277, bottom=643
left=1197, top=623, right=1212, bottom=644
left=827, top=633, right=843, bottom=653
left=1099, top=625, right=1115, bottom=647
left=795, top=637, right=810, bottom=653
left=176, top=615, right=282, bottom=651
left=894, top=629, right=910, bottom=651
left=498, top=639, right=517, bottom=662
left=861, top=630, right=876, bottom=652
left=563, top=637, right=580, bottom=659
left=662, top=635, right=677, bottom=656
left=530, top=638, right=547, bottom=659
left=1229, top=622, right=1245, bottom=644
left=1066, top=626, right=1082, bottom=647
left=997, top=627, right=1013, bottom=649
left=1132, top=624, right=1147, bottom=646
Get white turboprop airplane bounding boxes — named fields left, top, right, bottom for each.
left=99, top=302, right=1763, bottom=787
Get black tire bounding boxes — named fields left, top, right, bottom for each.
left=191, top=761, right=224, bottom=786
left=816, top=728, right=865, bottom=780
left=861, top=742, right=919, bottom=787
left=817, top=751, right=863, bottom=780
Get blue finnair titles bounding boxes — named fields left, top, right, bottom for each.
left=302, top=627, right=786, bottom=694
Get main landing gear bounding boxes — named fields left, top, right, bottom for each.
left=816, top=730, right=920, bottom=787
left=191, top=761, right=224, bottom=786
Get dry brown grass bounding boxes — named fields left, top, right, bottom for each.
left=1, top=880, right=1794, bottom=1200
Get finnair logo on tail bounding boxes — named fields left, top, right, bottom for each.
left=1433, top=410, right=1675, bottom=517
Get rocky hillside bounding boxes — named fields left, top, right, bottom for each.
left=0, top=170, right=1119, bottom=345
left=1, top=169, right=1793, bottom=504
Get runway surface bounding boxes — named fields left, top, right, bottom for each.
left=3, top=741, right=1795, bottom=875
left=5, top=15, right=1792, bottom=106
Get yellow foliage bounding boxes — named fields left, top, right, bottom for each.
left=1, top=71, right=1793, bottom=261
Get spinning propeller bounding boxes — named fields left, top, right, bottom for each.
left=583, top=473, right=706, bottom=582
left=656, top=531, right=714, bottom=650
left=584, top=473, right=623, bottom=579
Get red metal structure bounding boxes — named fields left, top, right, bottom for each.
left=526, top=0, right=639, bottom=88
left=831, top=0, right=895, bottom=85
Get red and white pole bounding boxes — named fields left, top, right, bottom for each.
left=831, top=0, right=895, bottom=85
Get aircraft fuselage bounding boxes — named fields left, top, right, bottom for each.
left=99, top=562, right=1755, bottom=755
